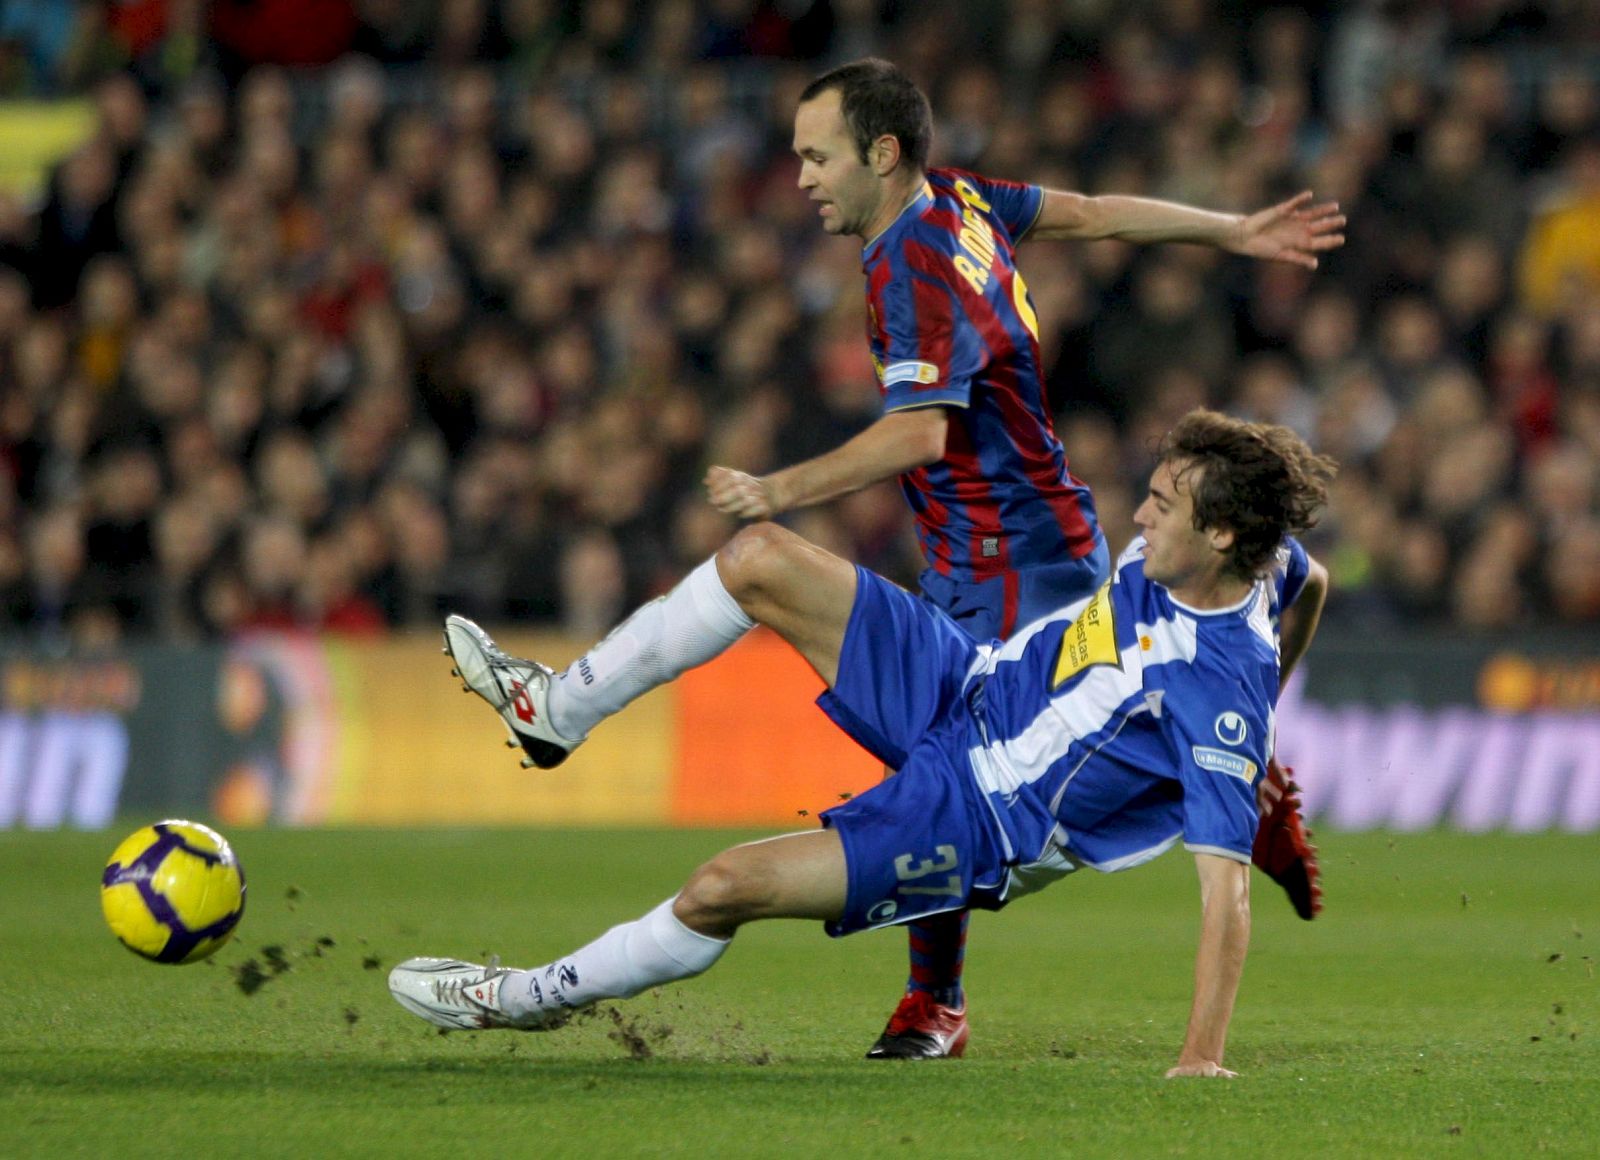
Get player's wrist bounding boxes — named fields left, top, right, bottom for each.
left=1224, top=212, right=1248, bottom=253
left=760, top=474, right=788, bottom=515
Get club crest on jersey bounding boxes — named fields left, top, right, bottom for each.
left=1214, top=711, right=1248, bottom=745
left=1051, top=582, right=1120, bottom=689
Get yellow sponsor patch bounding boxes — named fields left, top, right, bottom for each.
left=1052, top=582, right=1120, bottom=689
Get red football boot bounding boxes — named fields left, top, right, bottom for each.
left=865, top=991, right=969, bottom=1059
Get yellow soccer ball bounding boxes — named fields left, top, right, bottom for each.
left=101, top=820, right=247, bottom=964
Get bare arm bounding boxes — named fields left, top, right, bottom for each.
left=1279, top=555, right=1328, bottom=689
left=705, top=407, right=949, bottom=519
left=1166, top=853, right=1251, bottom=1078
left=1030, top=190, right=1345, bottom=271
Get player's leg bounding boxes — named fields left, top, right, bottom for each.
left=548, top=521, right=857, bottom=726
left=390, top=744, right=1002, bottom=1034
left=710, top=521, right=856, bottom=686
left=443, top=522, right=855, bottom=769
left=874, top=551, right=1112, bottom=1059
left=387, top=829, right=848, bottom=1031
left=863, top=570, right=1004, bottom=1058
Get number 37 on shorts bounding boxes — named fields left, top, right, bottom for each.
left=895, top=845, right=963, bottom=897
left=861, top=844, right=968, bottom=928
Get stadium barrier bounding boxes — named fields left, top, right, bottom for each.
left=2, top=628, right=1598, bottom=831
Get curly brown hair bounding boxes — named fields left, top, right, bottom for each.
left=1158, top=409, right=1338, bottom=581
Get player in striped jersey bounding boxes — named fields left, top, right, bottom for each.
left=394, top=410, right=1334, bottom=1077
left=703, top=58, right=1344, bottom=1057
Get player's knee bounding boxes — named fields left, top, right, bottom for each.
left=716, top=522, right=797, bottom=606
left=676, top=851, right=767, bottom=935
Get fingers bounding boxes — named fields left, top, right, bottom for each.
left=1257, top=779, right=1284, bottom=813
left=1274, top=189, right=1314, bottom=217
left=704, top=466, right=772, bottom=519
left=1295, top=200, right=1342, bottom=221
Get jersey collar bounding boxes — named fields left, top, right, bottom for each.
left=862, top=180, right=934, bottom=256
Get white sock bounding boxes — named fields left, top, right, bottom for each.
left=500, top=898, right=729, bottom=1019
left=546, top=557, right=754, bottom=739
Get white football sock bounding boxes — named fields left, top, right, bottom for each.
left=500, top=898, right=728, bottom=1019
left=546, top=557, right=754, bottom=739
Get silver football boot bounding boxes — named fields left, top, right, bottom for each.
left=442, top=613, right=585, bottom=769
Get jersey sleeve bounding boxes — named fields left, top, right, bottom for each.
left=1278, top=536, right=1310, bottom=609
left=875, top=253, right=985, bottom=413
left=959, top=172, right=1045, bottom=242
left=1162, top=666, right=1266, bottom=862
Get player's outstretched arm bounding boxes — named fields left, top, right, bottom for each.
left=705, top=406, right=948, bottom=518
left=1166, top=853, right=1251, bottom=1079
left=1030, top=189, right=1345, bottom=270
left=1279, top=555, right=1328, bottom=688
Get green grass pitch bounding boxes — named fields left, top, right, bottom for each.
left=3, top=826, right=1597, bottom=1157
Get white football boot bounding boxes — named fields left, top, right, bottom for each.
left=442, top=613, right=585, bottom=769
left=388, top=956, right=560, bottom=1031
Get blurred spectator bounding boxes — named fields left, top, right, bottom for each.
left=1520, top=137, right=1600, bottom=317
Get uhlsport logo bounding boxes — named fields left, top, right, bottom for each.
left=1214, top=711, right=1248, bottom=746
left=867, top=899, right=899, bottom=924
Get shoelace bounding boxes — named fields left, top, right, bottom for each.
left=431, top=956, right=503, bottom=1009
left=886, top=992, right=964, bottom=1035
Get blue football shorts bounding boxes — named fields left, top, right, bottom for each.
left=816, top=566, right=979, bottom=771
left=917, top=537, right=1110, bottom=641
left=816, top=568, right=1011, bottom=935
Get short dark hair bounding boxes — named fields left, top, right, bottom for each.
left=799, top=57, right=932, bottom=172
left=1159, top=410, right=1337, bottom=581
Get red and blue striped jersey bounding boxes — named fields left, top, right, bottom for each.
left=863, top=168, right=1102, bottom=581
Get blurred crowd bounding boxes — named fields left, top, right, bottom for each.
left=2, top=0, right=1600, bottom=648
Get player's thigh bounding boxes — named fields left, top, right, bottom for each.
left=820, top=744, right=1008, bottom=936
left=676, top=829, right=848, bottom=934
left=819, top=568, right=980, bottom=770
left=715, top=523, right=856, bottom=685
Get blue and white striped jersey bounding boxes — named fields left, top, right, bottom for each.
left=960, top=536, right=1311, bottom=873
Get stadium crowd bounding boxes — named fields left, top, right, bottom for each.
left=2, top=0, right=1599, bottom=648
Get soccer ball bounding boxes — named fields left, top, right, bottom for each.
left=100, top=820, right=247, bottom=964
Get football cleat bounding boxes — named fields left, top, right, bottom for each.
left=865, top=991, right=969, bottom=1060
left=442, top=613, right=584, bottom=769
left=388, top=956, right=556, bottom=1031
left=1253, top=759, right=1323, bottom=920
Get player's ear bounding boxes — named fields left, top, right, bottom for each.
left=871, top=134, right=901, bottom=176
left=1207, top=526, right=1236, bottom=554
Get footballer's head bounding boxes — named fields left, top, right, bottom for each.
left=1141, top=409, right=1337, bottom=588
left=793, top=58, right=931, bottom=240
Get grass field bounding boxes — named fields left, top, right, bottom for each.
left=3, top=826, right=1597, bottom=1158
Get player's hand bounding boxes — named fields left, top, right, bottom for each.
left=705, top=466, right=778, bottom=519
left=1257, top=763, right=1287, bottom=813
left=1233, top=190, right=1345, bottom=270
left=1165, top=1060, right=1238, bottom=1078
